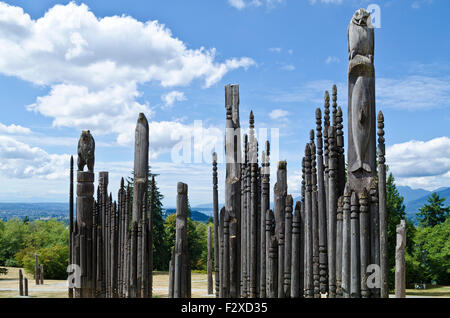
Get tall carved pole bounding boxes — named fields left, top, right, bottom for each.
left=249, top=112, right=257, bottom=298
left=369, top=179, right=380, bottom=298
left=395, top=220, right=406, bottom=298
left=212, top=152, right=220, bottom=297
left=207, top=226, right=213, bottom=295
left=69, top=155, right=74, bottom=298
left=304, top=145, right=313, bottom=298
left=291, top=201, right=301, bottom=298
left=316, top=109, right=328, bottom=295
left=359, top=188, right=370, bottom=298
left=223, top=209, right=230, bottom=298
left=99, top=171, right=108, bottom=298
left=266, top=209, right=277, bottom=298
left=342, top=184, right=351, bottom=298
left=350, top=192, right=361, bottom=298
left=284, top=195, right=293, bottom=298
left=260, top=141, right=270, bottom=298
left=310, top=133, right=320, bottom=298
left=148, top=176, right=155, bottom=298
left=327, top=126, right=337, bottom=298
left=130, top=113, right=149, bottom=298
left=347, top=9, right=377, bottom=299
left=301, top=157, right=306, bottom=297
left=378, top=111, right=388, bottom=298
left=241, top=137, right=248, bottom=298
left=336, top=197, right=343, bottom=297
left=76, top=130, right=95, bottom=298
left=275, top=161, right=287, bottom=298
left=323, top=92, right=330, bottom=219
left=174, top=182, right=190, bottom=298
left=336, top=107, right=346, bottom=196
left=225, top=84, right=241, bottom=298
left=219, top=207, right=225, bottom=298
left=19, top=269, right=24, bottom=296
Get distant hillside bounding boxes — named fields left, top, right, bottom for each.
left=397, top=186, right=431, bottom=203
left=164, top=208, right=211, bottom=223
left=404, top=187, right=450, bottom=222
left=0, top=202, right=69, bottom=222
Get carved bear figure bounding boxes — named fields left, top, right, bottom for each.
left=348, top=8, right=374, bottom=63
left=77, top=130, right=95, bottom=172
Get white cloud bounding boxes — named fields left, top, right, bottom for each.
left=0, top=135, right=69, bottom=180
left=269, top=108, right=289, bottom=120
left=27, top=82, right=149, bottom=146
left=161, top=91, right=187, bottom=108
left=387, top=137, right=450, bottom=190
left=0, top=2, right=255, bottom=145
left=377, top=76, right=450, bottom=110
left=228, top=0, right=283, bottom=10
left=269, top=47, right=282, bottom=53
left=0, top=122, right=31, bottom=134
left=228, top=0, right=247, bottom=10
left=325, top=56, right=340, bottom=64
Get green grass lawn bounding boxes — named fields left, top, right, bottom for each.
left=405, top=285, right=450, bottom=297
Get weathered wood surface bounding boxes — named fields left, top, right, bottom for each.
left=395, top=220, right=406, bottom=298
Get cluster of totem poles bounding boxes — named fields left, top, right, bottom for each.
left=213, top=9, right=390, bottom=298
left=67, top=9, right=398, bottom=298
left=68, top=114, right=155, bottom=298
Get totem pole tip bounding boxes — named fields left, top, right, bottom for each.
left=315, top=108, right=322, bottom=119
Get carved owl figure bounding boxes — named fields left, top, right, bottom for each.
left=348, top=8, right=374, bottom=62
left=77, top=130, right=95, bottom=172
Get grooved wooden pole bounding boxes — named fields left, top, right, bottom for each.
left=212, top=152, right=220, bottom=298
left=207, top=226, right=213, bottom=295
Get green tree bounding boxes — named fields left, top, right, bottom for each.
left=411, top=218, right=450, bottom=284
left=417, top=193, right=450, bottom=228
left=0, top=218, right=29, bottom=266
left=20, top=245, right=69, bottom=280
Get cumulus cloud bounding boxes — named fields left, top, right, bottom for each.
left=0, top=2, right=255, bottom=145
left=269, top=108, right=289, bottom=120
left=387, top=137, right=450, bottom=190
left=0, top=135, right=69, bottom=179
left=0, top=122, right=31, bottom=134
left=161, top=91, right=187, bottom=108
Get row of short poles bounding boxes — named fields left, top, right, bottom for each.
left=18, top=253, right=44, bottom=297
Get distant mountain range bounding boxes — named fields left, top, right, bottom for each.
left=164, top=208, right=211, bottom=223
left=397, top=186, right=450, bottom=222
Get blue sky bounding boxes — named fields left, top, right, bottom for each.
left=0, top=0, right=448, bottom=207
